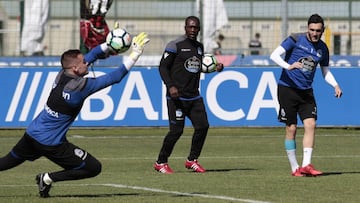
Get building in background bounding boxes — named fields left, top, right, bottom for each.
left=0, top=0, right=359, bottom=56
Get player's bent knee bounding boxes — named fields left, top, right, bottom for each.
left=84, top=156, right=102, bottom=177
left=90, top=160, right=102, bottom=177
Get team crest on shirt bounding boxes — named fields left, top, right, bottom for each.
left=184, top=56, right=201, bottom=73
left=298, top=56, right=315, bottom=72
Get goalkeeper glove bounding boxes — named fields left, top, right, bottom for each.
left=123, top=32, right=150, bottom=70
left=129, top=32, right=150, bottom=61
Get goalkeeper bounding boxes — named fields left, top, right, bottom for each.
left=0, top=31, right=149, bottom=197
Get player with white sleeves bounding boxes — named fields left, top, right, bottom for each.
left=270, top=14, right=342, bottom=177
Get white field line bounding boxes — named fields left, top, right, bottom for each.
left=101, top=183, right=272, bottom=203
left=0, top=183, right=272, bottom=203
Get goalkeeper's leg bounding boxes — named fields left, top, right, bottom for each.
left=0, top=134, right=39, bottom=171
left=44, top=142, right=102, bottom=182
left=48, top=154, right=101, bottom=182
left=0, top=152, right=25, bottom=171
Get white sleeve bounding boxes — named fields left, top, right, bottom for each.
left=321, top=66, right=338, bottom=87
left=123, top=56, right=136, bottom=71
left=270, top=46, right=290, bottom=69
left=100, top=42, right=110, bottom=53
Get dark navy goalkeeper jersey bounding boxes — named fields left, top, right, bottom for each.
left=159, top=35, right=204, bottom=99
left=26, top=46, right=128, bottom=146
left=278, top=32, right=329, bottom=90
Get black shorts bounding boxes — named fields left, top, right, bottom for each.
left=167, top=98, right=209, bottom=129
left=277, top=85, right=317, bottom=125
left=12, top=133, right=90, bottom=170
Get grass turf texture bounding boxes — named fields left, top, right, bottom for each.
left=0, top=127, right=360, bottom=203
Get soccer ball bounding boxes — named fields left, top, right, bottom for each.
left=106, top=28, right=132, bottom=53
left=201, top=54, right=218, bottom=73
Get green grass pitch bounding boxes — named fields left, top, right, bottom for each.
left=0, top=127, right=360, bottom=203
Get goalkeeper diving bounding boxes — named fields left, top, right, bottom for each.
left=0, top=31, right=149, bottom=198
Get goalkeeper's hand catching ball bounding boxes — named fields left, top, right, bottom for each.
left=129, top=32, right=150, bottom=61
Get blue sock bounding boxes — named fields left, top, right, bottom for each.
left=285, top=139, right=296, bottom=150
left=285, top=139, right=299, bottom=172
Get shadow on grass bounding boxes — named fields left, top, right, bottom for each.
left=0, top=193, right=140, bottom=198
left=297, top=171, right=360, bottom=177
left=52, top=193, right=139, bottom=198
left=321, top=171, right=360, bottom=176
left=205, top=168, right=256, bottom=172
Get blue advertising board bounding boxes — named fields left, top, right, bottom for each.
left=1, top=55, right=360, bottom=68
left=0, top=66, right=356, bottom=128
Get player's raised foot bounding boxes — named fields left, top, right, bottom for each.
left=185, top=159, right=206, bottom=173
left=300, top=164, right=323, bottom=176
left=291, top=168, right=304, bottom=177
left=154, top=162, right=174, bottom=174
left=36, top=173, right=52, bottom=198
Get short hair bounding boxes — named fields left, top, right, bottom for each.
left=61, top=49, right=81, bottom=69
left=185, top=16, right=200, bottom=26
left=308, top=14, right=324, bottom=27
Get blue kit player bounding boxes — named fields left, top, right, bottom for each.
left=270, top=14, right=342, bottom=177
left=0, top=32, right=149, bottom=197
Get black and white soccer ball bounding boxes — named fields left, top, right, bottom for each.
left=201, top=54, right=218, bottom=73
left=106, top=28, right=132, bottom=53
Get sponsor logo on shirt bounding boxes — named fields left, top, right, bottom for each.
left=299, top=56, right=315, bottom=72
left=45, top=104, right=59, bottom=118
